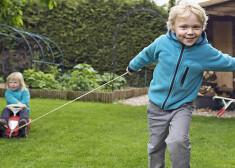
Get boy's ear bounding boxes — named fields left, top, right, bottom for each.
left=171, top=28, right=175, bottom=33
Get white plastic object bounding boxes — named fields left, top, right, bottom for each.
left=8, top=120, right=18, bottom=130
left=6, top=104, right=24, bottom=116
left=213, top=96, right=235, bottom=117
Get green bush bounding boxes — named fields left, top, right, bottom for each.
left=0, top=77, right=4, bottom=83
left=67, top=63, right=99, bottom=91
left=23, top=69, right=61, bottom=90
left=23, top=64, right=126, bottom=91
left=64, top=63, right=126, bottom=91
left=94, top=72, right=126, bottom=91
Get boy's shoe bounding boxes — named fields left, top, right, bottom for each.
left=0, top=119, right=8, bottom=130
left=19, top=127, right=28, bottom=138
left=19, top=119, right=27, bottom=129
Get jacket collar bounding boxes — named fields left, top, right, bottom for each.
left=167, top=30, right=208, bottom=48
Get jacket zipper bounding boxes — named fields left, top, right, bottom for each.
left=162, top=45, right=185, bottom=109
left=180, top=67, right=189, bottom=86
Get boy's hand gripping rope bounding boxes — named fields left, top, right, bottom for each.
left=9, top=72, right=129, bottom=137
left=213, top=96, right=235, bottom=117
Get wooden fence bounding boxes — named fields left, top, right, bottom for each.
left=0, top=87, right=149, bottom=103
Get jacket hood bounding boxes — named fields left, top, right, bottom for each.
left=167, top=30, right=208, bottom=48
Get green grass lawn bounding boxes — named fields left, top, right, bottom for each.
left=0, top=98, right=235, bottom=168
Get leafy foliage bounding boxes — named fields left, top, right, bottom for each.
left=66, top=63, right=99, bottom=91
left=21, top=0, right=167, bottom=87
left=168, top=0, right=177, bottom=12
left=23, top=69, right=61, bottom=90
left=0, top=0, right=57, bottom=27
left=0, top=77, right=4, bottom=83
left=94, top=73, right=126, bottom=91
left=23, top=64, right=126, bottom=91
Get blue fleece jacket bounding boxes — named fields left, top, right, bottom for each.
left=5, top=88, right=30, bottom=113
left=129, top=30, right=235, bottom=110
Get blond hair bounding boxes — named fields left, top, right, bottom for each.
left=6, top=72, right=27, bottom=91
left=167, top=0, right=208, bottom=31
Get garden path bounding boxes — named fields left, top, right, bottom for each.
left=118, top=95, right=235, bottom=118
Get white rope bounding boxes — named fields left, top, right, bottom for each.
left=14, top=72, right=128, bottom=133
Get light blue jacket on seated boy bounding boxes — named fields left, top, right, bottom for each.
left=5, top=87, right=30, bottom=113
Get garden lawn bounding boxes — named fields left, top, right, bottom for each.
left=0, top=98, right=235, bottom=168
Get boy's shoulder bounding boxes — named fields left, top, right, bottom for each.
left=152, top=34, right=169, bottom=44
left=157, top=34, right=168, bottom=40
left=5, top=89, right=13, bottom=93
left=151, top=34, right=171, bottom=47
left=21, top=88, right=30, bottom=94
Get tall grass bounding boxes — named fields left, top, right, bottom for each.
left=0, top=98, right=235, bottom=167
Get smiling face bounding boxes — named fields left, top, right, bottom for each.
left=9, top=79, right=20, bottom=91
left=172, top=13, right=203, bottom=46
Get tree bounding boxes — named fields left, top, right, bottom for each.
left=0, top=0, right=57, bottom=27
left=168, top=0, right=176, bottom=12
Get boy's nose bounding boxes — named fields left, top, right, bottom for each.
left=187, top=28, right=194, bottom=35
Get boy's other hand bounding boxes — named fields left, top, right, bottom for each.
left=17, top=102, right=27, bottom=109
left=126, top=66, right=133, bottom=75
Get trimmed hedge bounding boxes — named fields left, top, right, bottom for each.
left=22, top=0, right=167, bottom=78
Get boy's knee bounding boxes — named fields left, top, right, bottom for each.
left=147, top=141, right=159, bottom=154
left=166, top=134, right=191, bottom=151
left=147, top=140, right=166, bottom=154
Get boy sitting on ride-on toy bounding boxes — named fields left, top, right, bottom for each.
left=0, top=72, right=30, bottom=137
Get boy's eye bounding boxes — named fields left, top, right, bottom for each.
left=180, top=26, right=187, bottom=29
left=194, top=26, right=201, bottom=29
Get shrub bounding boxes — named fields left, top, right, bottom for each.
left=94, top=72, right=126, bottom=91
left=23, top=64, right=126, bottom=91
left=0, top=77, right=4, bottom=83
left=23, top=69, right=61, bottom=90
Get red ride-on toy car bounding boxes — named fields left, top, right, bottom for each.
left=0, top=104, right=31, bottom=138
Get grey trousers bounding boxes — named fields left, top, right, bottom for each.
left=1, top=107, right=29, bottom=122
left=147, top=100, right=193, bottom=168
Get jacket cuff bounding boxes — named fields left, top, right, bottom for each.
left=128, top=66, right=135, bottom=73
